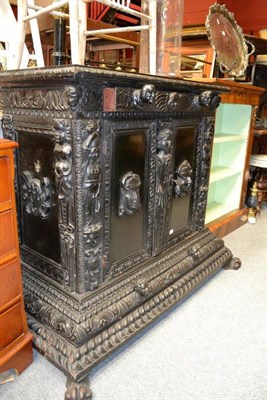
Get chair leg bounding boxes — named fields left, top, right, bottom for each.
left=16, top=0, right=28, bottom=69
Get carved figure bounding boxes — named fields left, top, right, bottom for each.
left=118, top=171, right=141, bottom=217
left=153, top=127, right=173, bottom=254
left=66, top=85, right=82, bottom=110
left=21, top=171, right=53, bottom=219
left=155, top=128, right=172, bottom=208
left=173, top=160, right=193, bottom=198
left=133, top=84, right=156, bottom=107
left=82, top=121, right=101, bottom=227
left=192, top=90, right=221, bottom=110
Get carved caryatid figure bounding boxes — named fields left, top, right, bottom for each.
left=118, top=171, right=141, bottom=217
left=155, top=128, right=172, bottom=208
left=82, top=121, right=101, bottom=227
left=153, top=127, right=173, bottom=255
left=82, top=121, right=103, bottom=290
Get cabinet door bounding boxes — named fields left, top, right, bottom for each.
left=153, top=121, right=198, bottom=255
left=103, top=120, right=156, bottom=278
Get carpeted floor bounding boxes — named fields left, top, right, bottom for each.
left=1, top=206, right=266, bottom=400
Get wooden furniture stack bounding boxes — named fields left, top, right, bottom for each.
left=0, top=139, right=33, bottom=377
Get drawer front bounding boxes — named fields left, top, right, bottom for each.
left=0, top=155, right=12, bottom=211
left=0, top=209, right=17, bottom=261
left=0, top=302, right=24, bottom=351
left=0, top=258, right=21, bottom=309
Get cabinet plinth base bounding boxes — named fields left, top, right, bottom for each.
left=24, top=229, right=237, bottom=396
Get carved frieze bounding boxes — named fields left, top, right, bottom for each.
left=0, top=85, right=102, bottom=116
left=66, top=85, right=102, bottom=115
left=115, top=87, right=195, bottom=112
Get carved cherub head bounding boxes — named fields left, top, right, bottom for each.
left=157, top=128, right=172, bottom=152
left=140, top=84, right=156, bottom=104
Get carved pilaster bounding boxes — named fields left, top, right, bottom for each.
left=153, top=122, right=174, bottom=255
left=53, top=119, right=75, bottom=290
left=194, top=117, right=215, bottom=230
left=81, top=120, right=103, bottom=291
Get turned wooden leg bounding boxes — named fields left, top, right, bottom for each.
left=223, top=257, right=241, bottom=270
left=65, top=376, right=92, bottom=400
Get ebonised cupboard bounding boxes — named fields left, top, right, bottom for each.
left=0, top=66, right=240, bottom=399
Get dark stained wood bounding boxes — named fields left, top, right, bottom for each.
left=0, top=139, right=33, bottom=376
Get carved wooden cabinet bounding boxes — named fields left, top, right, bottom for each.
left=0, top=67, right=239, bottom=399
left=0, top=139, right=33, bottom=376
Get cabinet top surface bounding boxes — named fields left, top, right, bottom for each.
left=0, top=65, right=228, bottom=93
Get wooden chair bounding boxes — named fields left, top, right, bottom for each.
left=14, top=0, right=157, bottom=73
left=0, top=0, right=35, bottom=69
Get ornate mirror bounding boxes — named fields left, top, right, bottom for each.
left=205, top=3, right=253, bottom=77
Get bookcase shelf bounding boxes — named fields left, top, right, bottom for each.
left=206, top=102, right=252, bottom=227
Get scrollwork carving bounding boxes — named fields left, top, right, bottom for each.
left=173, top=160, right=193, bottom=198
left=21, top=171, right=54, bottom=219
left=118, top=171, right=141, bottom=217
left=2, top=114, right=16, bottom=141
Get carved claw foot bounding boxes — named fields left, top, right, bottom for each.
left=65, top=377, right=92, bottom=400
left=223, top=257, right=241, bottom=270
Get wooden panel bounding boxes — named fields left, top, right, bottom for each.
left=0, top=303, right=24, bottom=351
left=0, top=338, right=33, bottom=374
left=0, top=210, right=17, bottom=261
left=0, top=156, right=12, bottom=209
left=0, top=139, right=33, bottom=375
left=0, top=259, right=21, bottom=309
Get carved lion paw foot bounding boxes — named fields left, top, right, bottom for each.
left=223, top=257, right=241, bottom=270
left=65, top=378, right=92, bottom=400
